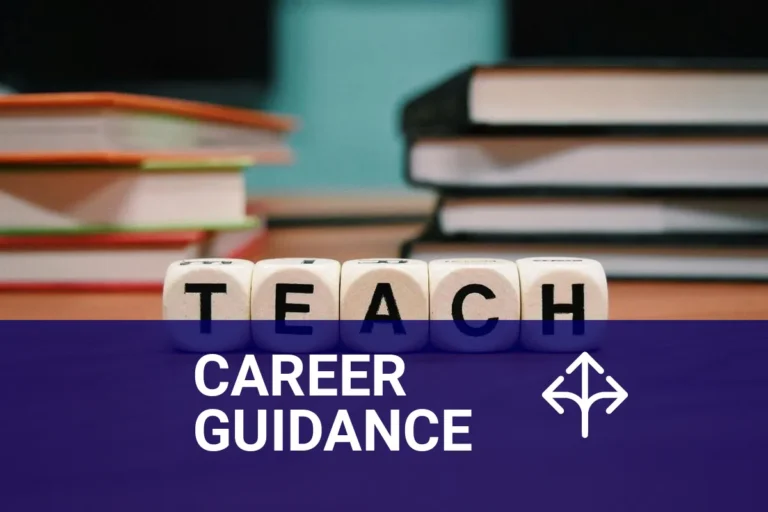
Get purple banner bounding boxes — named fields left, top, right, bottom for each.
left=1, top=321, right=766, bottom=511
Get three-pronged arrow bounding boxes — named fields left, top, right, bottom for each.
left=542, top=352, right=628, bottom=438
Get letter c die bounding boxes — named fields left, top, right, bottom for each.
left=429, top=258, right=521, bottom=352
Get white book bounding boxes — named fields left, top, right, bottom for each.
left=470, top=66, right=768, bottom=126
left=0, top=166, right=249, bottom=234
left=438, top=197, right=768, bottom=235
left=410, top=137, right=768, bottom=190
left=403, top=64, right=768, bottom=128
left=0, top=223, right=265, bottom=289
left=0, top=92, right=295, bottom=158
left=405, top=240, right=768, bottom=281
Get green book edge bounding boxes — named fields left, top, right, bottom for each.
left=0, top=216, right=260, bottom=237
left=141, top=157, right=256, bottom=170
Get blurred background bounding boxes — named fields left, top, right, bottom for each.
left=1, top=0, right=507, bottom=192
left=2, top=0, right=768, bottom=287
left=4, top=0, right=764, bottom=193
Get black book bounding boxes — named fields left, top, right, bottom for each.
left=400, top=59, right=768, bottom=138
left=400, top=223, right=768, bottom=281
left=434, top=195, right=768, bottom=237
left=403, top=133, right=768, bottom=194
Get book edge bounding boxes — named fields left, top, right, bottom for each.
left=0, top=92, right=297, bottom=132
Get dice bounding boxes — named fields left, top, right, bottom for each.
left=339, top=259, right=430, bottom=353
left=429, top=258, right=521, bottom=352
left=250, top=258, right=341, bottom=353
left=163, top=256, right=610, bottom=354
left=163, top=258, right=254, bottom=352
left=516, top=257, right=609, bottom=352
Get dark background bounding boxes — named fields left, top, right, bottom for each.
left=2, top=0, right=767, bottom=94
left=0, top=0, right=766, bottom=190
left=0, top=0, right=274, bottom=92
left=507, top=0, right=767, bottom=59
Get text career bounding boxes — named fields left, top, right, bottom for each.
left=194, top=354, right=472, bottom=453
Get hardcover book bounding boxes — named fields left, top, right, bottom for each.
left=0, top=92, right=296, bottom=161
left=0, top=156, right=263, bottom=234
left=401, top=228, right=768, bottom=281
left=401, top=60, right=768, bottom=137
left=0, top=221, right=266, bottom=290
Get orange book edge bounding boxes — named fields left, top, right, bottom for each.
left=0, top=92, right=296, bottom=132
left=0, top=149, right=293, bottom=167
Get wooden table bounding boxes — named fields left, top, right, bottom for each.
left=1, top=224, right=767, bottom=319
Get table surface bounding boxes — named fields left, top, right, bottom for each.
left=1, top=224, right=767, bottom=320
left=3, top=216, right=766, bottom=511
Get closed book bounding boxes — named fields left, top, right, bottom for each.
left=437, top=196, right=768, bottom=236
left=407, top=136, right=768, bottom=194
left=401, top=229, right=768, bottom=281
left=0, top=158, right=257, bottom=235
left=0, top=221, right=266, bottom=291
left=0, top=92, right=296, bottom=161
left=401, top=60, right=768, bottom=137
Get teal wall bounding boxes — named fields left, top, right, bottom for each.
left=248, top=0, right=506, bottom=194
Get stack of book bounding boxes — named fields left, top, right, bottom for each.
left=399, top=61, right=768, bottom=280
left=0, top=92, right=296, bottom=290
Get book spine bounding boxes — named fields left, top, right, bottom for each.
left=402, top=137, right=432, bottom=190
left=404, top=124, right=768, bottom=139
left=413, top=231, right=768, bottom=246
left=398, top=237, right=415, bottom=259
left=400, top=68, right=474, bottom=137
left=425, top=186, right=768, bottom=199
left=399, top=216, right=442, bottom=259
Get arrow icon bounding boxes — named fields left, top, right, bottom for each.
left=542, top=352, right=628, bottom=438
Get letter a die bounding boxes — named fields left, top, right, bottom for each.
left=250, top=258, right=341, bottom=353
left=516, top=257, right=609, bottom=352
left=340, top=259, right=429, bottom=353
left=163, top=258, right=254, bottom=352
left=429, top=259, right=521, bottom=352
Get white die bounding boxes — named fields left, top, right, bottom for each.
left=250, top=258, right=341, bottom=353
left=340, top=258, right=429, bottom=353
left=163, top=258, right=254, bottom=352
left=429, top=258, right=521, bottom=352
left=516, top=257, right=609, bottom=352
